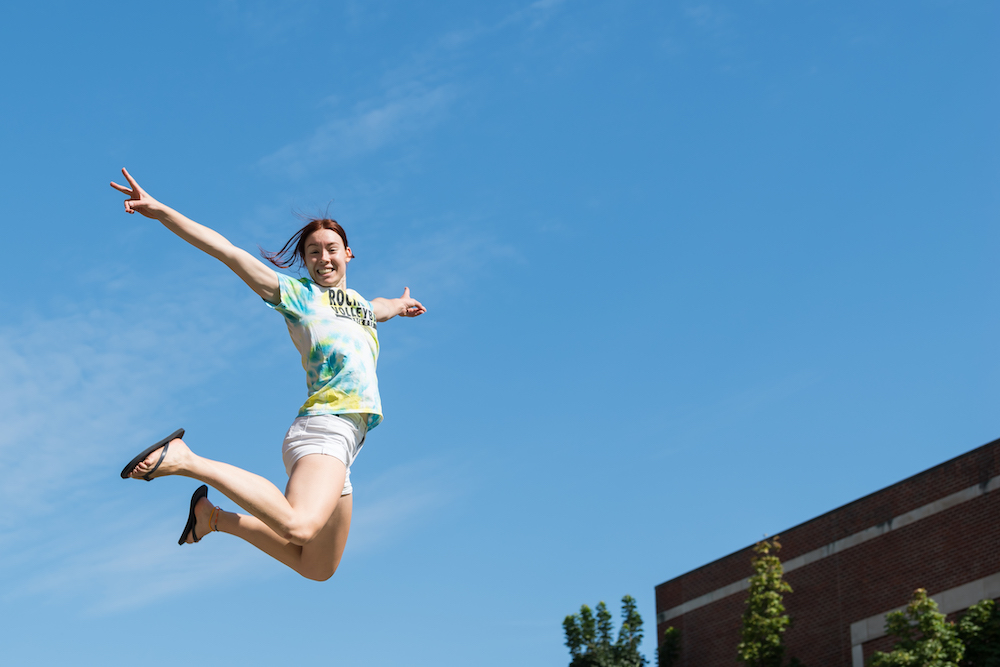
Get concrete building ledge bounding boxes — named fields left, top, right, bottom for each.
left=849, top=571, right=1000, bottom=667
left=658, top=474, right=1000, bottom=625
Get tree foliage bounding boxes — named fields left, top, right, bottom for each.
left=737, top=537, right=793, bottom=667
left=870, top=588, right=965, bottom=667
left=657, top=626, right=680, bottom=667
left=564, top=595, right=648, bottom=667
left=958, top=599, right=1000, bottom=667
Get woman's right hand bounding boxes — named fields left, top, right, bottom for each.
left=110, top=168, right=164, bottom=219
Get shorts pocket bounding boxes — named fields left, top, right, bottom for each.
left=284, top=417, right=309, bottom=440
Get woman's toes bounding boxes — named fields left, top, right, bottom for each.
left=133, top=438, right=190, bottom=479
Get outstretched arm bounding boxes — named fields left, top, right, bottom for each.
left=371, top=287, right=426, bottom=323
left=110, top=168, right=280, bottom=304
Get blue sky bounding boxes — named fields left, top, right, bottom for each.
left=0, top=1, right=997, bottom=664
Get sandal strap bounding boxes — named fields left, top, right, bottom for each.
left=142, top=442, right=169, bottom=481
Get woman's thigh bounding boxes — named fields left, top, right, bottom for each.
left=301, top=492, right=353, bottom=579
left=286, top=453, right=354, bottom=577
left=286, top=453, right=348, bottom=525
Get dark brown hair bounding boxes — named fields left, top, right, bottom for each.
left=260, top=218, right=353, bottom=269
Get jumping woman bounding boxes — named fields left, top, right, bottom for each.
left=111, top=168, right=425, bottom=581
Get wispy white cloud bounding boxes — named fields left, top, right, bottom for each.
left=259, top=84, right=457, bottom=177
left=260, top=0, right=573, bottom=177
left=350, top=457, right=467, bottom=552
left=496, top=0, right=569, bottom=32
left=362, top=224, right=519, bottom=301
left=213, top=0, right=315, bottom=45
left=2, top=502, right=271, bottom=615
left=0, top=276, right=260, bottom=515
left=0, top=253, right=477, bottom=612
left=0, top=269, right=277, bottom=610
left=343, top=0, right=392, bottom=31
left=438, top=0, right=570, bottom=50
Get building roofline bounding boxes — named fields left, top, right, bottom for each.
left=655, top=434, right=1000, bottom=592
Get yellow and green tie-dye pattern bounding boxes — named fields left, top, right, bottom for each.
left=267, top=273, right=382, bottom=430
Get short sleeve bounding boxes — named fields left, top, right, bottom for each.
left=265, top=273, right=312, bottom=321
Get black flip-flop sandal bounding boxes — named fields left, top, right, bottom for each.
left=119, top=428, right=185, bottom=481
left=178, top=484, right=209, bottom=545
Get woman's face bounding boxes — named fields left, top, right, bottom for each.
left=304, top=228, right=353, bottom=289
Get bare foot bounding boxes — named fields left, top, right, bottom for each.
left=185, top=496, right=218, bottom=544
left=128, top=436, right=194, bottom=480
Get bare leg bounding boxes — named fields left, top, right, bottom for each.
left=129, top=437, right=352, bottom=573
left=187, top=482, right=352, bottom=581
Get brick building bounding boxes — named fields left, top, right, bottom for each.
left=654, top=437, right=1000, bottom=666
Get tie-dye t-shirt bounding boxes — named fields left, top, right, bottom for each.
left=267, top=273, right=382, bottom=430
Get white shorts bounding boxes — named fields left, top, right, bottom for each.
left=281, top=413, right=368, bottom=496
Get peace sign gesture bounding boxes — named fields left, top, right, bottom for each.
left=109, top=168, right=164, bottom=219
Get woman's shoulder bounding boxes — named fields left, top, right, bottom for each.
left=266, top=273, right=320, bottom=314
left=274, top=272, right=318, bottom=292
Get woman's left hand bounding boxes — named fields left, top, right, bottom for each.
left=373, top=288, right=426, bottom=322
left=397, top=287, right=426, bottom=318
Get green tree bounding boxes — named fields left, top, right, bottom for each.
left=657, top=626, right=681, bottom=667
left=870, top=588, right=965, bottom=667
left=563, top=595, right=649, bottom=667
left=737, top=537, right=793, bottom=667
left=958, top=598, right=1000, bottom=667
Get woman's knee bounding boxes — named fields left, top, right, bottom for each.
left=285, top=517, right=326, bottom=545
left=300, top=562, right=338, bottom=582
